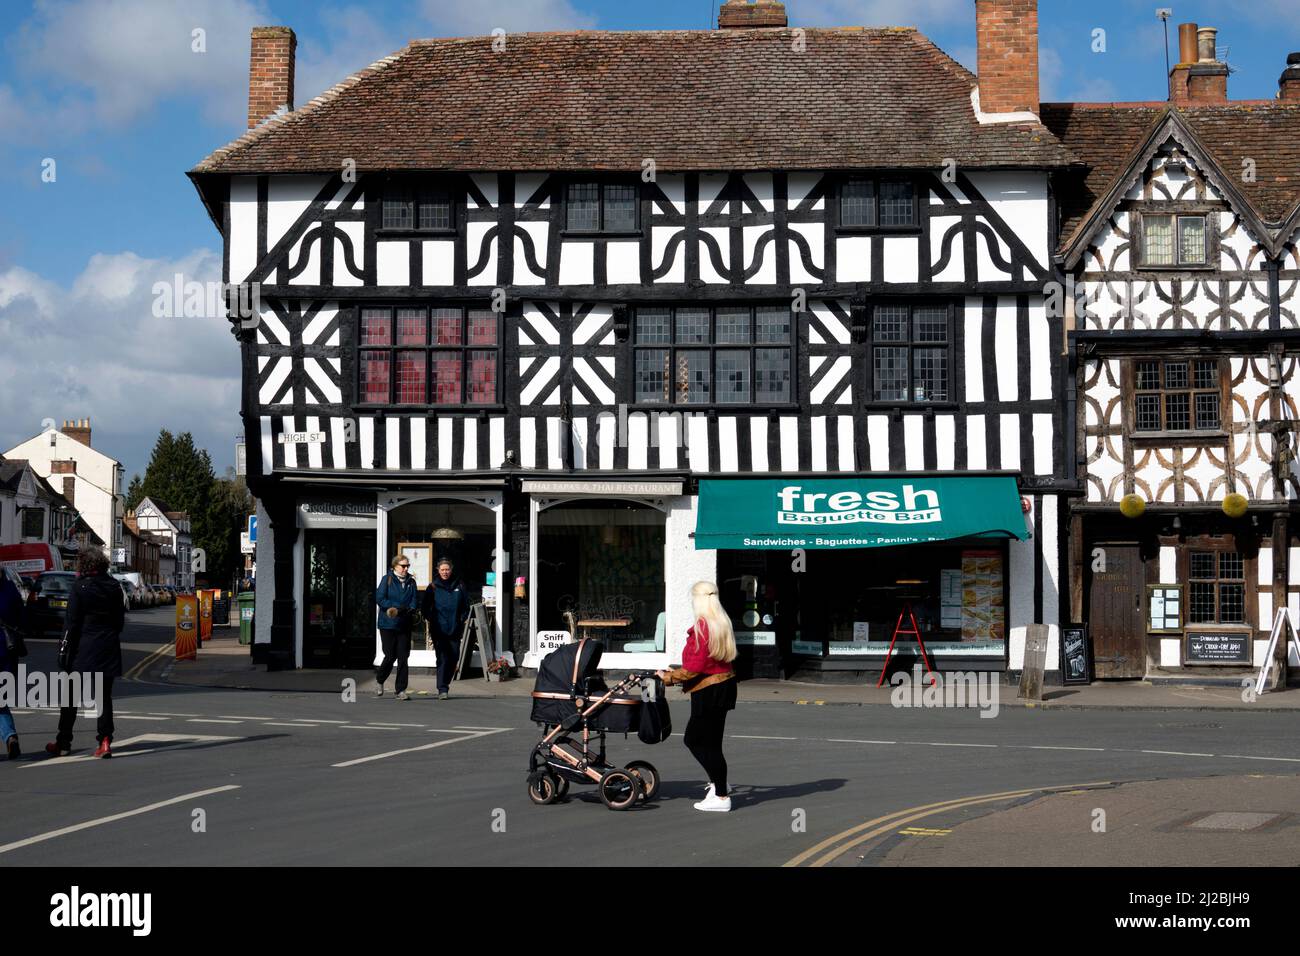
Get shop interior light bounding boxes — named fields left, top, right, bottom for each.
left=894, top=579, right=924, bottom=585
left=431, top=503, right=463, bottom=541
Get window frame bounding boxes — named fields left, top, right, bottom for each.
left=376, top=178, right=457, bottom=236
left=1137, top=211, right=1212, bottom=269
left=1180, top=540, right=1251, bottom=628
left=862, top=300, right=957, bottom=408
left=836, top=175, right=920, bottom=233
left=1126, top=355, right=1227, bottom=441
left=562, top=177, right=643, bottom=237
left=628, top=304, right=798, bottom=409
left=355, top=304, right=503, bottom=409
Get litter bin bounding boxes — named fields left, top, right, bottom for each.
left=238, top=591, right=255, bottom=645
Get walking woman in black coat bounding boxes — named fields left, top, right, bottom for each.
left=47, top=547, right=124, bottom=759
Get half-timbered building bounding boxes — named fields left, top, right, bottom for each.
left=1044, top=24, right=1300, bottom=680
left=191, top=0, right=1075, bottom=679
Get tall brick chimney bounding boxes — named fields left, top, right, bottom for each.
left=1169, top=22, right=1228, bottom=105
left=1280, top=52, right=1300, bottom=102
left=717, top=0, right=788, bottom=28
left=975, top=0, right=1039, bottom=116
left=61, top=476, right=76, bottom=508
left=248, top=26, right=296, bottom=129
left=61, top=418, right=91, bottom=448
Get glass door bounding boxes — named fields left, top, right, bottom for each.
left=303, top=530, right=376, bottom=668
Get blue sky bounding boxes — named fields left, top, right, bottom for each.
left=1, top=0, right=1297, bottom=481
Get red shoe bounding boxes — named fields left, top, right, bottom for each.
left=94, top=738, right=112, bottom=759
left=45, top=742, right=70, bottom=758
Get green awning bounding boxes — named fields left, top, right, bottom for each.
left=695, top=477, right=1029, bottom=550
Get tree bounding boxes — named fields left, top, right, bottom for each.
left=125, top=474, right=144, bottom=510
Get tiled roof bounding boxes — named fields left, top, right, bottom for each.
left=1042, top=102, right=1300, bottom=253
left=193, top=28, right=1076, bottom=175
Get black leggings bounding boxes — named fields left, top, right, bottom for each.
left=683, top=680, right=737, bottom=796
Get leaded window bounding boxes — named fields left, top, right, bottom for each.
left=1134, top=359, right=1220, bottom=432
left=840, top=178, right=916, bottom=228
left=1188, top=550, right=1245, bottom=625
left=381, top=182, right=454, bottom=232
left=566, top=182, right=639, bottom=233
left=869, top=304, right=951, bottom=402
left=359, top=306, right=499, bottom=406
left=1142, top=214, right=1207, bottom=267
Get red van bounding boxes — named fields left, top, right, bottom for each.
left=0, top=543, right=65, bottom=576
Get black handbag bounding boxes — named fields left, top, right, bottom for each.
left=57, top=631, right=73, bottom=671
left=638, top=677, right=672, bottom=744
left=3, top=627, right=26, bottom=660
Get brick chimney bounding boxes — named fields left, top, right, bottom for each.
left=61, top=418, right=91, bottom=447
left=1280, top=52, right=1300, bottom=102
left=1169, top=22, right=1228, bottom=105
left=61, top=476, right=76, bottom=508
left=248, top=26, right=296, bottom=129
left=717, top=0, right=788, bottom=28
left=975, top=0, right=1039, bottom=116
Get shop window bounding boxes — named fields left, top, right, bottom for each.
left=633, top=305, right=793, bottom=405
left=1141, top=214, right=1207, bottom=267
left=1133, top=359, right=1220, bottom=432
left=867, top=304, right=951, bottom=403
left=565, top=181, right=639, bottom=233
left=536, top=501, right=666, bottom=653
left=1188, top=550, right=1245, bottom=624
left=380, top=181, right=454, bottom=233
left=358, top=306, right=500, bottom=406
left=839, top=178, right=916, bottom=228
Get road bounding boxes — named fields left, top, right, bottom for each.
left=2, top=608, right=1297, bottom=866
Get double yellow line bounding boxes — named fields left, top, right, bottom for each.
left=123, top=641, right=176, bottom=681
left=784, top=780, right=1112, bottom=867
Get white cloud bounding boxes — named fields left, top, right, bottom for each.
left=295, top=6, right=407, bottom=105
left=0, top=249, right=241, bottom=477
left=417, top=0, right=597, bottom=35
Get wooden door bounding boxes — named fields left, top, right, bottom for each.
left=1089, top=543, right=1147, bottom=679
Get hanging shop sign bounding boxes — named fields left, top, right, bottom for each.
left=695, top=477, right=1029, bottom=550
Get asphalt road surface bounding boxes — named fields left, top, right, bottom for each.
left=3, top=609, right=1298, bottom=866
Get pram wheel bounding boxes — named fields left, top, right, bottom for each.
left=625, top=760, right=659, bottom=802
left=554, top=775, right=570, bottom=799
left=598, top=769, right=641, bottom=811
left=528, top=772, right=560, bottom=806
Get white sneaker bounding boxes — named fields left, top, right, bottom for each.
left=693, top=791, right=732, bottom=812
left=375, top=685, right=384, bottom=697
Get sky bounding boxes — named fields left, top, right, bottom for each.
left=1, top=0, right=1298, bottom=482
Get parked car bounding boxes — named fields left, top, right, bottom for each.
left=29, top=571, right=78, bottom=634
left=151, top=584, right=173, bottom=605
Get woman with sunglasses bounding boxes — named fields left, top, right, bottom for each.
left=374, top=555, right=419, bottom=700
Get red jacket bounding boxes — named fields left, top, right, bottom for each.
left=682, top=619, right=732, bottom=674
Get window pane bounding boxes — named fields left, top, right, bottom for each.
left=1193, top=360, right=1217, bottom=389
left=637, top=309, right=671, bottom=345
left=755, top=307, right=792, bottom=343
left=913, top=307, right=947, bottom=343
left=431, top=308, right=462, bottom=345
left=755, top=349, right=791, bottom=403
left=418, top=192, right=451, bottom=230
left=1189, top=552, right=1216, bottom=579
left=1179, top=216, right=1206, bottom=264
left=874, top=306, right=908, bottom=342
left=395, top=351, right=426, bottom=404
left=467, top=310, right=497, bottom=345
left=1189, top=581, right=1215, bottom=623
left=913, top=347, right=948, bottom=401
left=1136, top=360, right=1160, bottom=390
left=841, top=179, right=875, bottom=227
left=1135, top=394, right=1161, bottom=431
left=873, top=346, right=908, bottom=401
left=430, top=354, right=462, bottom=404
left=1219, top=583, right=1245, bottom=623
left=1145, top=215, right=1174, bottom=265
left=636, top=349, right=670, bottom=403
left=715, top=307, right=751, bottom=344
left=675, top=308, right=710, bottom=344
left=361, top=308, right=391, bottom=345
left=1164, top=361, right=1189, bottom=389
left=467, top=351, right=497, bottom=404
left=677, top=350, right=710, bottom=404
left=879, top=182, right=915, bottom=226
left=1165, top=392, right=1190, bottom=430
left=360, top=351, right=390, bottom=403
left=396, top=308, right=426, bottom=345
left=603, top=184, right=637, bottom=232
left=382, top=199, right=412, bottom=230
left=1195, top=392, right=1220, bottom=430
left=1219, top=552, right=1244, bottom=580
left=566, top=183, right=600, bottom=232
left=716, top=350, right=749, bottom=404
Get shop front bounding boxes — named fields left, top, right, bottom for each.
left=696, top=476, right=1033, bottom=679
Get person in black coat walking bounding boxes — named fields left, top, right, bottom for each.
left=421, top=558, right=470, bottom=699
left=48, top=547, right=124, bottom=759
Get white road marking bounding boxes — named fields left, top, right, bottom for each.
left=218, top=715, right=274, bottom=721
left=0, top=785, right=241, bottom=856
left=366, top=722, right=425, bottom=728
left=115, top=715, right=168, bottom=721
left=1141, top=749, right=1215, bottom=757
left=730, top=735, right=798, bottom=741
left=1018, top=745, right=1107, bottom=752
left=1221, top=754, right=1300, bottom=763
left=266, top=722, right=319, bottom=728
left=187, top=719, right=244, bottom=725
left=341, top=724, right=400, bottom=730
left=332, top=728, right=513, bottom=768
left=21, top=734, right=240, bottom=769
left=924, top=742, right=997, bottom=748
left=300, top=719, right=348, bottom=724
left=452, top=725, right=514, bottom=732
left=826, top=739, right=897, bottom=745
left=147, top=712, right=201, bottom=718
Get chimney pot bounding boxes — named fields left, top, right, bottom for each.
left=1177, top=23, right=1198, bottom=64
left=247, top=26, right=296, bottom=129
left=1197, top=27, right=1218, bottom=63
left=1281, top=53, right=1300, bottom=101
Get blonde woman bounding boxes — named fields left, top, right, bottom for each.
left=658, top=581, right=738, bottom=812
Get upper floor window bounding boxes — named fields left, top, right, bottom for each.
left=21, top=508, right=43, bottom=539
left=1134, top=359, right=1220, bottom=432
left=358, top=306, right=500, bottom=406
left=566, top=182, right=639, bottom=233
left=867, top=304, right=951, bottom=403
left=840, top=178, right=917, bottom=228
left=1142, top=214, right=1206, bottom=267
left=381, top=182, right=454, bottom=233
left=633, top=305, right=793, bottom=405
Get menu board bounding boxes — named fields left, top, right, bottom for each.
left=1061, top=624, right=1091, bottom=684
left=960, top=551, right=1004, bottom=642
left=1147, top=585, right=1182, bottom=633
left=940, top=569, right=963, bottom=629
left=1185, top=630, right=1252, bottom=665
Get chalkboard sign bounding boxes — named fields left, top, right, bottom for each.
left=455, top=603, right=496, bottom=681
left=1061, top=624, right=1091, bottom=684
left=1185, top=630, right=1252, bottom=665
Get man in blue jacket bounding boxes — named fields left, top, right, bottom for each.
left=422, top=558, right=470, bottom=699
left=374, top=555, right=419, bottom=700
